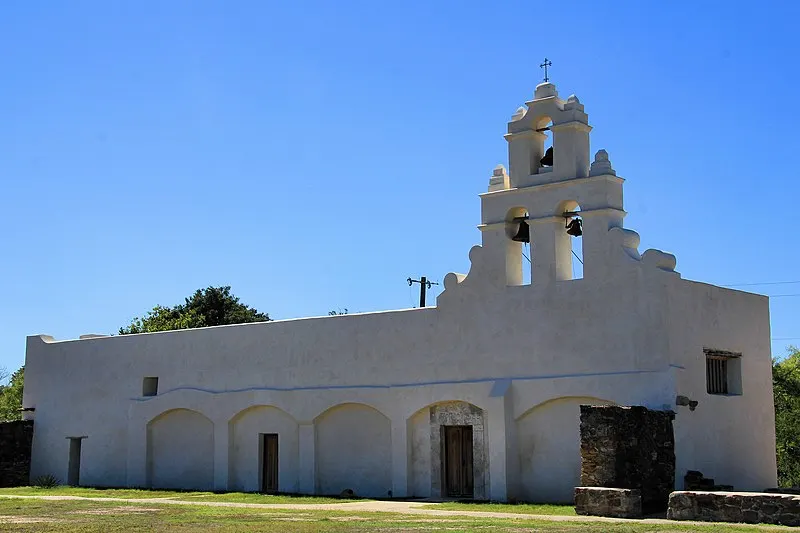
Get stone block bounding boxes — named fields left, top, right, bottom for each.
left=579, top=405, right=675, bottom=513
left=667, top=491, right=800, bottom=526
left=574, top=487, right=642, bottom=518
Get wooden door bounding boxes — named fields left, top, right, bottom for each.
left=444, top=426, right=473, bottom=498
left=261, top=434, right=279, bottom=493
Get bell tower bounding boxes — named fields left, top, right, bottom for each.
left=478, top=77, right=625, bottom=285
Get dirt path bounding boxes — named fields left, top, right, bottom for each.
left=0, top=494, right=785, bottom=529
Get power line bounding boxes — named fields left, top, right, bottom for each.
left=510, top=252, right=797, bottom=339
left=723, top=280, right=800, bottom=288
left=514, top=247, right=800, bottom=296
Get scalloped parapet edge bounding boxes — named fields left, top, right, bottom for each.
left=609, top=227, right=642, bottom=261
left=443, top=272, right=467, bottom=291
left=29, top=334, right=57, bottom=343
left=642, top=249, right=678, bottom=272
left=438, top=246, right=487, bottom=300
left=609, top=227, right=677, bottom=273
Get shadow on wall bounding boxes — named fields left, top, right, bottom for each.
left=516, top=397, right=614, bottom=503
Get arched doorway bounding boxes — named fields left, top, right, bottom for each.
left=408, top=401, right=487, bottom=499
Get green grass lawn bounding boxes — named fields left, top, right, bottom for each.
left=434, top=501, right=576, bottom=515
left=0, top=486, right=356, bottom=504
left=0, top=496, right=792, bottom=532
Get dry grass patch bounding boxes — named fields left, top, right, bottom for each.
left=0, top=514, right=62, bottom=524
left=69, top=505, right=162, bottom=515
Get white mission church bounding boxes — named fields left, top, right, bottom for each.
left=23, top=79, right=777, bottom=502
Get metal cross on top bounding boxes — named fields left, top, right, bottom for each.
left=540, top=57, right=552, bottom=82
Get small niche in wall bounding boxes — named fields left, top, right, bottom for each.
left=142, top=377, right=159, bottom=397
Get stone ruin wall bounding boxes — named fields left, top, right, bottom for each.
left=579, top=405, right=675, bottom=514
left=0, top=420, right=34, bottom=487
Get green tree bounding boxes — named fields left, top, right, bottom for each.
left=0, top=366, right=24, bottom=422
left=119, top=286, right=269, bottom=335
left=774, top=346, right=800, bottom=487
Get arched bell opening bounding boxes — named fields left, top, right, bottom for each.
left=555, top=200, right=583, bottom=280
left=505, top=207, right=531, bottom=286
left=533, top=116, right=554, bottom=175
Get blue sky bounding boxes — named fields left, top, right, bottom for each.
left=1, top=0, right=799, bottom=373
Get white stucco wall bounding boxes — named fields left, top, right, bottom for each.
left=23, top=268, right=774, bottom=499
left=314, top=403, right=392, bottom=497
left=517, top=397, right=614, bottom=503
left=409, top=408, right=431, bottom=498
left=21, top=80, right=776, bottom=500
left=669, top=280, right=777, bottom=490
left=147, top=409, right=214, bottom=490
left=229, top=406, right=299, bottom=493
left=22, top=244, right=774, bottom=498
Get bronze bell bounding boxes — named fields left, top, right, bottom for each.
left=540, top=146, right=553, bottom=167
left=511, top=217, right=530, bottom=243
left=566, top=217, right=582, bottom=237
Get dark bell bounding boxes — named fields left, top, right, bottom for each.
left=566, top=217, right=582, bottom=237
left=540, top=146, right=553, bottom=167
left=511, top=218, right=530, bottom=243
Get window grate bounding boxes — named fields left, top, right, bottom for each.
left=706, top=357, right=728, bottom=394
left=703, top=348, right=742, bottom=396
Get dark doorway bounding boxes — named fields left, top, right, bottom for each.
left=443, top=425, right=473, bottom=498
left=67, top=438, right=83, bottom=486
left=260, top=434, right=278, bottom=493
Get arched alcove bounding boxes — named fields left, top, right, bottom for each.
left=505, top=207, right=531, bottom=286
left=314, top=403, right=391, bottom=497
left=146, top=408, right=214, bottom=490
left=228, top=405, right=299, bottom=493
left=516, top=397, right=614, bottom=502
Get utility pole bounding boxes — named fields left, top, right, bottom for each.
left=407, top=276, right=439, bottom=307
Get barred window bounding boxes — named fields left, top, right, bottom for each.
left=704, top=349, right=742, bottom=395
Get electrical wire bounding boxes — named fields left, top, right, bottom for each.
left=723, top=280, right=800, bottom=288
left=522, top=243, right=531, bottom=264
left=516, top=243, right=800, bottom=341
left=428, top=279, right=439, bottom=303
left=493, top=241, right=798, bottom=337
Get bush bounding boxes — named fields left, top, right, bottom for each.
left=32, top=474, right=60, bottom=489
